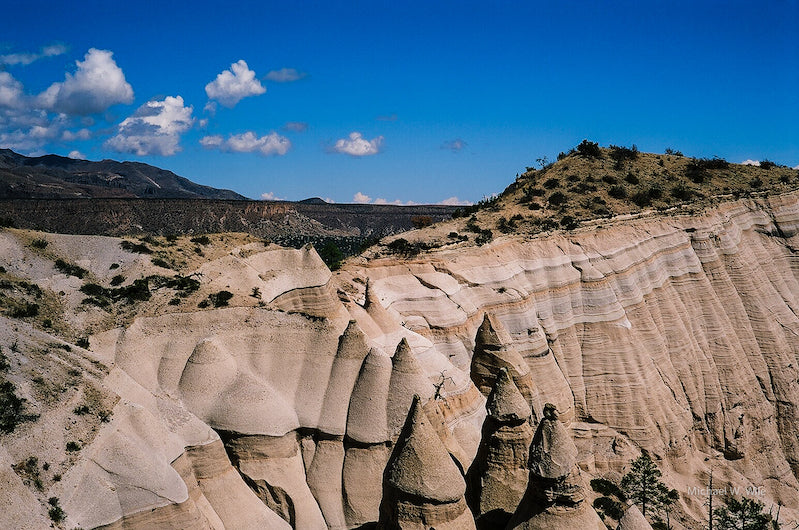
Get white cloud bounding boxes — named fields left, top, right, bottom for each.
left=0, top=72, right=24, bottom=108
left=353, top=193, right=419, bottom=205
left=205, top=60, right=265, bottom=108
left=322, top=197, right=334, bottom=203
left=61, top=128, right=91, bottom=141
left=283, top=121, right=308, bottom=132
left=333, top=132, right=383, bottom=156
left=442, top=138, right=467, bottom=152
left=438, top=196, right=472, bottom=206
left=260, top=191, right=285, bottom=201
left=374, top=198, right=418, bottom=205
left=265, top=68, right=307, bottom=83
left=793, top=164, right=799, bottom=170
left=0, top=43, right=67, bottom=66
left=200, top=131, right=290, bottom=157
left=741, top=159, right=760, bottom=166
left=38, top=48, right=133, bottom=115
left=68, top=150, right=86, bottom=159
left=104, top=95, right=194, bottom=156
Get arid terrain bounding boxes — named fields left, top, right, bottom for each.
left=2, top=146, right=799, bottom=529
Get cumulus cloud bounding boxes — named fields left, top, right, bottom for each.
left=0, top=43, right=67, bottom=66
left=104, top=96, right=194, bottom=156
left=741, top=159, right=760, bottom=166
left=283, top=121, right=308, bottom=132
left=441, top=138, right=467, bottom=152
left=200, top=131, right=290, bottom=157
left=0, top=72, right=24, bottom=108
left=374, top=198, right=418, bottom=205
left=265, top=68, right=307, bottom=83
left=68, top=150, right=86, bottom=159
left=333, top=132, right=383, bottom=156
left=352, top=192, right=419, bottom=205
left=205, top=60, right=265, bottom=108
left=260, top=191, right=285, bottom=201
left=438, top=196, right=472, bottom=206
left=38, top=48, right=133, bottom=115
left=61, top=128, right=91, bottom=141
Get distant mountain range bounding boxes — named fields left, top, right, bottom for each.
left=0, top=149, right=246, bottom=199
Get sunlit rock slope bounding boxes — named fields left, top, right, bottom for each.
left=2, top=188, right=799, bottom=528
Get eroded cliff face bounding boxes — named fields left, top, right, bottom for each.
left=3, top=191, right=799, bottom=529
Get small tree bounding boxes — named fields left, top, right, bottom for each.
left=621, top=453, right=675, bottom=519
left=713, top=496, right=772, bottom=530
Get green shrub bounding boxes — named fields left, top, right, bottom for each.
left=548, top=191, right=568, bottom=206
left=110, top=274, right=125, bottom=286
left=750, top=177, right=763, bottom=188
left=602, top=175, right=618, bottom=185
left=10, top=302, right=39, bottom=318
left=609, top=144, right=638, bottom=162
left=48, top=497, right=65, bottom=522
left=209, top=290, right=233, bottom=307
left=66, top=441, right=81, bottom=452
left=624, top=173, right=639, bottom=184
left=76, top=337, right=90, bottom=349
left=760, top=159, right=777, bottom=170
left=151, top=257, right=172, bottom=269
left=0, top=217, right=16, bottom=228
left=671, top=184, right=692, bottom=201
left=593, top=496, right=625, bottom=520
left=664, top=147, right=683, bottom=156
left=120, top=240, right=152, bottom=254
left=590, top=478, right=626, bottom=500
left=0, top=381, right=26, bottom=433
left=608, top=185, right=627, bottom=199
left=318, top=241, right=344, bottom=271
left=80, top=283, right=106, bottom=297
left=576, top=139, right=602, bottom=158
left=475, top=229, right=493, bottom=246
left=190, top=235, right=211, bottom=245
left=543, top=178, right=560, bottom=189
left=54, top=259, right=87, bottom=279
left=30, top=238, right=48, bottom=249
left=561, top=216, right=578, bottom=230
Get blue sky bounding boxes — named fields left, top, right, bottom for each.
left=1, top=1, right=797, bottom=203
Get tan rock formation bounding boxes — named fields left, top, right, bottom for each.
left=471, top=313, right=542, bottom=420
left=378, top=395, right=476, bottom=530
left=467, top=367, right=534, bottom=529
left=617, top=504, right=653, bottom=530
left=387, top=338, right=437, bottom=438
left=506, top=403, right=604, bottom=530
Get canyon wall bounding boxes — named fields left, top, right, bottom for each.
left=4, top=191, right=799, bottom=528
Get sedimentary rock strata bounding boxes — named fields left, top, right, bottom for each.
left=4, top=191, right=799, bottom=527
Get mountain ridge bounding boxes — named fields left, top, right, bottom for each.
left=0, top=148, right=246, bottom=200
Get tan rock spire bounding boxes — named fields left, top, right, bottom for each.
left=377, top=395, right=476, bottom=529
left=617, top=504, right=654, bottom=530
left=386, top=338, right=436, bottom=438
left=487, top=367, right=532, bottom=423
left=318, top=320, right=371, bottom=435
left=467, top=368, right=533, bottom=528
left=506, top=403, right=605, bottom=530
left=471, top=313, right=541, bottom=421
left=347, top=346, right=392, bottom=443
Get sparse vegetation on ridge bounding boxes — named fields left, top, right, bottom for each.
left=436, top=141, right=799, bottom=247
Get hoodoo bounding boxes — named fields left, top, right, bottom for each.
left=471, top=313, right=542, bottom=420
left=506, top=403, right=604, bottom=529
left=377, top=395, right=476, bottom=530
left=467, top=367, right=534, bottom=528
